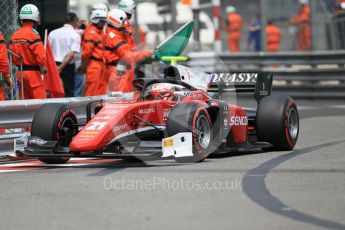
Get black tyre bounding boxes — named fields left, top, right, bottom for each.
left=166, top=103, right=213, bottom=163
left=31, top=103, right=78, bottom=164
left=256, top=96, right=299, bottom=150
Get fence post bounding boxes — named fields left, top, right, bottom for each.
left=192, top=0, right=201, bottom=51
left=260, top=0, right=267, bottom=52
left=212, top=0, right=222, bottom=53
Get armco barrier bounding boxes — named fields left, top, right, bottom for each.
left=0, top=96, right=117, bottom=156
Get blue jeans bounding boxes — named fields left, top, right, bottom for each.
left=74, top=72, right=85, bottom=97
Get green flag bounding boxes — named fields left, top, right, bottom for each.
left=154, top=20, right=194, bottom=62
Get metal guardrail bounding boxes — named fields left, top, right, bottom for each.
left=0, top=96, right=114, bottom=129
left=187, top=51, right=345, bottom=98
left=0, top=96, right=117, bottom=156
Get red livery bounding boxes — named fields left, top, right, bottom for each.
left=17, top=63, right=299, bottom=163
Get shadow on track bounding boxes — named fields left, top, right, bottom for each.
left=242, top=139, right=345, bottom=230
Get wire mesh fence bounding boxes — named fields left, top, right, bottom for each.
left=0, top=0, right=18, bottom=100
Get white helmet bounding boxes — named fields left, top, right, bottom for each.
left=90, top=9, right=107, bottom=24
left=19, top=4, right=40, bottom=22
left=92, top=3, right=109, bottom=13
left=118, top=0, right=136, bottom=15
left=226, top=6, right=236, bottom=13
left=299, top=0, right=309, bottom=4
left=107, top=9, right=127, bottom=28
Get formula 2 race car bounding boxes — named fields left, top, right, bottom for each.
left=15, top=63, right=299, bottom=164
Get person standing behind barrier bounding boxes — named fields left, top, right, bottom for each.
left=10, top=4, right=47, bottom=100
left=79, top=10, right=107, bottom=96
left=104, top=9, right=152, bottom=92
left=290, top=0, right=311, bottom=51
left=247, top=18, right=262, bottom=52
left=74, top=20, right=87, bottom=97
left=0, top=32, right=13, bottom=101
left=49, top=12, right=81, bottom=97
left=119, top=0, right=137, bottom=51
left=226, top=6, right=242, bottom=53
left=266, top=19, right=281, bottom=52
left=334, top=0, right=345, bottom=49
left=0, top=32, right=12, bottom=134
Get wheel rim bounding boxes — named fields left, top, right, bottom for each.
left=287, top=107, right=298, bottom=140
left=59, top=117, right=76, bottom=147
left=195, top=115, right=211, bottom=150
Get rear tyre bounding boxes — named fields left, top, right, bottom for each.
left=166, top=103, right=213, bottom=163
left=256, top=96, right=299, bottom=150
left=31, top=104, right=78, bottom=164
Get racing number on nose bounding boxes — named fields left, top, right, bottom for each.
left=86, top=122, right=107, bottom=130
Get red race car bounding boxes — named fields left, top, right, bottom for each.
left=15, top=64, right=299, bottom=164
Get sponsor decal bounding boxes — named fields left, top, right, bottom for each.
left=14, top=136, right=28, bottom=151
left=152, top=83, right=174, bottom=90
left=29, top=137, right=47, bottom=145
left=163, top=137, right=174, bottom=148
left=183, top=92, right=204, bottom=99
left=163, top=109, right=170, bottom=121
left=259, top=91, right=269, bottom=96
left=112, top=124, right=128, bottom=132
left=138, top=108, right=155, bottom=114
left=101, top=110, right=119, bottom=115
left=16, top=139, right=25, bottom=146
left=183, top=92, right=193, bottom=97
left=94, top=116, right=113, bottom=121
left=85, top=121, right=107, bottom=131
left=81, top=131, right=100, bottom=135
left=224, top=118, right=228, bottom=127
left=230, top=116, right=248, bottom=126
left=211, top=73, right=258, bottom=84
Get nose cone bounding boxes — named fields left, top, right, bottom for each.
left=70, top=127, right=110, bottom=152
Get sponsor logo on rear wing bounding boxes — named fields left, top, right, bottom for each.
left=208, top=72, right=273, bottom=102
left=210, top=73, right=258, bottom=85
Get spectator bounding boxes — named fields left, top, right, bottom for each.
left=226, top=6, right=242, bottom=53
left=290, top=0, right=311, bottom=51
left=79, top=9, right=107, bottom=96
left=247, top=18, right=262, bottom=52
left=104, top=9, right=152, bottom=92
left=10, top=4, right=47, bottom=99
left=334, top=0, right=345, bottom=49
left=266, top=19, right=281, bottom=52
left=119, top=0, right=137, bottom=50
left=0, top=31, right=13, bottom=134
left=0, top=31, right=13, bottom=101
left=49, top=12, right=81, bottom=97
left=74, top=20, right=88, bottom=97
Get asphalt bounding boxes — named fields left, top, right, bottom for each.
left=0, top=99, right=344, bottom=230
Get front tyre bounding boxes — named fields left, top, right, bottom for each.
left=256, top=96, right=299, bottom=150
left=31, top=104, right=78, bottom=164
left=166, top=103, right=213, bottom=163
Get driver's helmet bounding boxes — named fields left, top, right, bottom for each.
left=148, top=83, right=176, bottom=101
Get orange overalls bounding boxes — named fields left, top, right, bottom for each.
left=0, top=33, right=10, bottom=101
left=227, top=12, right=243, bottom=53
left=10, top=22, right=47, bottom=99
left=123, top=20, right=136, bottom=50
left=291, top=4, right=311, bottom=51
left=123, top=20, right=147, bottom=48
left=104, top=26, right=151, bottom=92
left=81, top=24, right=106, bottom=96
left=266, top=24, right=281, bottom=52
left=0, top=33, right=10, bottom=134
left=138, top=28, right=147, bottom=47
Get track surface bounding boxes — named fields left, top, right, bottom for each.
left=0, top=99, right=344, bottom=230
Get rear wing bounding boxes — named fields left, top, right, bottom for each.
left=208, top=72, right=273, bottom=102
